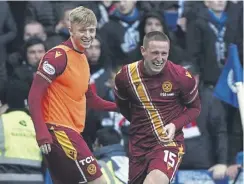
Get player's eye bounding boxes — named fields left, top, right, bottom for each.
left=89, top=29, right=96, bottom=33
left=79, top=29, right=86, bottom=33
left=152, top=51, right=159, bottom=55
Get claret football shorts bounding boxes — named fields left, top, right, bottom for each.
left=44, top=124, right=102, bottom=184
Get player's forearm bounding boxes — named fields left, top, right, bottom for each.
left=28, top=76, right=52, bottom=146
left=87, top=95, right=117, bottom=111
left=172, top=97, right=201, bottom=132
left=86, top=85, right=117, bottom=111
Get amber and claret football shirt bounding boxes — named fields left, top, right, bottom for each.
left=114, top=60, right=201, bottom=157
left=28, top=39, right=117, bottom=146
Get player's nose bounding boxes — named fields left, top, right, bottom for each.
left=84, top=30, right=91, bottom=38
left=157, top=55, right=164, bottom=61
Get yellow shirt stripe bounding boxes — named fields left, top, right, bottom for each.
left=127, top=62, right=168, bottom=142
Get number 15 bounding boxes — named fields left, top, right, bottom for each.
left=164, top=150, right=177, bottom=168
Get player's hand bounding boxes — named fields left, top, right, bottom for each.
left=164, top=123, right=176, bottom=141
left=40, top=143, right=51, bottom=155
left=208, top=164, right=227, bottom=180
left=226, top=164, right=242, bottom=180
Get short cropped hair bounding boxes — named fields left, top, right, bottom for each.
left=23, top=37, right=46, bottom=60
left=69, top=6, right=97, bottom=26
left=96, top=128, right=121, bottom=146
left=143, top=31, right=170, bottom=48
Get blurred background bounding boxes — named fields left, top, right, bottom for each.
left=0, top=0, right=243, bottom=184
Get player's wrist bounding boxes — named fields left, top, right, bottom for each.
left=36, top=133, right=53, bottom=147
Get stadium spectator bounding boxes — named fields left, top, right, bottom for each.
left=0, top=80, right=43, bottom=184
left=227, top=0, right=243, bottom=166
left=87, top=1, right=116, bottom=29
left=186, top=0, right=240, bottom=84
left=93, top=127, right=129, bottom=184
left=23, top=21, right=47, bottom=42
left=136, top=11, right=187, bottom=64
left=24, top=1, right=56, bottom=36
left=186, top=1, right=242, bottom=179
left=100, top=0, right=142, bottom=68
left=161, top=1, right=180, bottom=32
left=179, top=61, right=228, bottom=180
left=8, top=37, right=46, bottom=102
left=54, top=4, right=75, bottom=40
left=23, top=20, right=61, bottom=50
left=0, top=1, right=17, bottom=102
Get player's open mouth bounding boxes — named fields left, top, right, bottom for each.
left=153, top=62, right=163, bottom=66
left=81, top=39, right=91, bottom=44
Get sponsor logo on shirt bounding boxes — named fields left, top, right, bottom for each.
left=185, top=71, right=192, bottom=78
left=79, top=156, right=95, bottom=166
left=55, top=51, right=62, bottom=58
left=160, top=92, right=175, bottom=97
left=162, top=81, right=172, bottom=92
left=43, top=61, right=55, bottom=75
left=161, top=81, right=174, bottom=96
left=87, top=164, right=97, bottom=175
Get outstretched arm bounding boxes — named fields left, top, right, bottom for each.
left=86, top=85, right=117, bottom=111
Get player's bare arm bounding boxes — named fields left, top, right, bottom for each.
left=28, top=48, right=67, bottom=154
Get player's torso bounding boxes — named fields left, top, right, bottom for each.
left=124, top=61, right=184, bottom=153
left=54, top=46, right=90, bottom=99
left=43, top=45, right=90, bottom=132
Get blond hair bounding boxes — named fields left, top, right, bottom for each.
left=69, top=6, right=97, bottom=27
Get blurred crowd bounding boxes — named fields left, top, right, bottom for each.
left=0, top=1, right=243, bottom=183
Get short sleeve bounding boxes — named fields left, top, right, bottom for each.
left=37, top=48, right=67, bottom=83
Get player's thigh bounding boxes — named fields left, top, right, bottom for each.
left=143, top=169, right=169, bottom=184
left=45, top=125, right=102, bottom=184
left=88, top=175, right=107, bottom=184
left=128, top=157, right=148, bottom=184
left=147, top=145, right=185, bottom=183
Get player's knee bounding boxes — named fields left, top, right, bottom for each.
left=144, top=169, right=169, bottom=184
left=88, top=175, right=107, bottom=184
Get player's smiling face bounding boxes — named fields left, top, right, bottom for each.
left=141, top=40, right=169, bottom=75
left=70, top=22, right=96, bottom=50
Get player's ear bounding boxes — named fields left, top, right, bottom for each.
left=68, top=26, right=72, bottom=36
left=140, top=46, right=146, bottom=57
